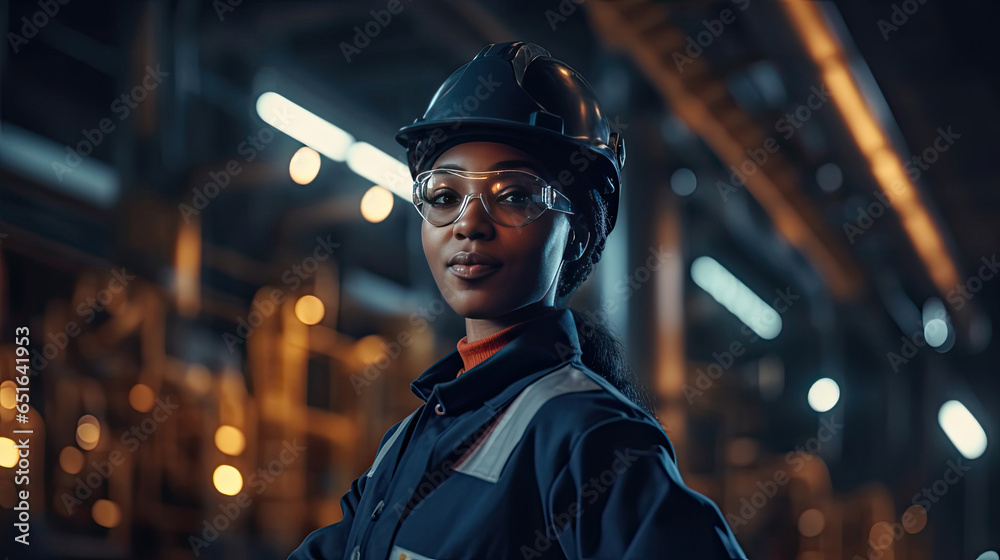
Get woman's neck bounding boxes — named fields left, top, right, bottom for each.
left=464, top=302, right=560, bottom=343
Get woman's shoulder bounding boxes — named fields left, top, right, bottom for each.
left=523, top=362, right=669, bottom=455
left=529, top=360, right=655, bottom=416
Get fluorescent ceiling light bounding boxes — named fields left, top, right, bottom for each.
left=691, top=256, right=782, bottom=340
left=0, top=122, right=120, bottom=208
left=938, top=400, right=987, bottom=460
left=256, top=92, right=413, bottom=200
left=346, top=142, right=411, bottom=199
left=255, top=92, right=354, bottom=162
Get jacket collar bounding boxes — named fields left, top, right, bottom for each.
left=410, top=307, right=583, bottom=414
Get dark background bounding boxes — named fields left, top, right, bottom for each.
left=0, top=0, right=997, bottom=558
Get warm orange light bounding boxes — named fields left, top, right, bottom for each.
left=128, top=384, right=156, bottom=412
left=92, top=499, right=122, bottom=528
left=360, top=185, right=394, bottom=223
left=213, top=465, right=243, bottom=496
left=59, top=446, right=85, bottom=474
left=822, top=64, right=884, bottom=154
left=77, top=415, right=101, bottom=450
left=869, top=521, right=895, bottom=550
left=869, top=149, right=914, bottom=207
left=214, top=425, right=246, bottom=456
left=0, top=381, right=16, bottom=409
left=0, top=437, right=17, bottom=468
left=785, top=0, right=838, bottom=61
left=903, top=504, right=927, bottom=534
left=797, top=508, right=825, bottom=537
left=783, top=0, right=960, bottom=300
left=186, top=363, right=213, bottom=395
left=354, top=334, right=387, bottom=365
left=295, top=295, right=325, bottom=325
left=175, top=220, right=202, bottom=315
left=290, top=146, right=321, bottom=185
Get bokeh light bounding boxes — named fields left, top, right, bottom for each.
left=128, top=383, right=156, bottom=412
left=797, top=508, right=825, bottom=537
left=214, top=425, right=246, bottom=456
left=289, top=146, right=321, bottom=185
left=816, top=162, right=843, bottom=192
left=59, top=446, right=85, bottom=474
left=213, top=465, right=243, bottom=496
left=92, top=499, right=122, bottom=528
left=360, top=185, right=394, bottom=223
left=354, top=334, right=387, bottom=365
left=670, top=168, right=698, bottom=196
left=938, top=400, right=988, bottom=459
left=186, top=363, right=213, bottom=395
left=903, top=504, right=927, bottom=534
left=0, top=380, right=16, bottom=409
left=869, top=521, right=895, bottom=551
left=295, top=295, right=325, bottom=325
left=0, top=437, right=18, bottom=468
left=77, top=414, right=101, bottom=450
left=807, top=378, right=840, bottom=412
left=924, top=318, right=949, bottom=347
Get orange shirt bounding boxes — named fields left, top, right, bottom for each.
left=455, top=318, right=539, bottom=377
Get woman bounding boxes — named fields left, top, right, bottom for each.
left=290, top=41, right=746, bottom=560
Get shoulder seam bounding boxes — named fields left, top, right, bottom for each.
left=452, top=364, right=601, bottom=483
left=366, top=407, right=420, bottom=478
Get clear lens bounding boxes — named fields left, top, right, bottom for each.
left=413, top=169, right=573, bottom=227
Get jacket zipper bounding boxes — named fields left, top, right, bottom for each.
left=358, top=499, right=385, bottom=558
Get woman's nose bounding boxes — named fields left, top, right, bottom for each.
left=453, top=195, right=496, bottom=239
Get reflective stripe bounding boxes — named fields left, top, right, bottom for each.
left=715, top=526, right=744, bottom=559
left=389, top=544, right=436, bottom=560
left=454, top=364, right=600, bottom=483
left=367, top=409, right=419, bottom=478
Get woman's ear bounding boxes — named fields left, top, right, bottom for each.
left=564, top=216, right=590, bottom=262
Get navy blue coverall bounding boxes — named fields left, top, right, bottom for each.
left=289, top=308, right=747, bottom=560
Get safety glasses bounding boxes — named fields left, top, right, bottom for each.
left=412, top=169, right=575, bottom=228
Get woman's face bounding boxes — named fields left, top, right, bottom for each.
left=420, top=141, right=581, bottom=320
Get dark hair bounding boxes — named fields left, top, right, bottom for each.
left=556, top=185, right=658, bottom=418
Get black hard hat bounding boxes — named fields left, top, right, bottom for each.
left=395, top=41, right=625, bottom=234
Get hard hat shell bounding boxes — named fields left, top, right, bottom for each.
left=395, top=41, right=625, bottom=233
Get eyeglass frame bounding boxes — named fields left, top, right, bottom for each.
left=411, top=168, right=576, bottom=228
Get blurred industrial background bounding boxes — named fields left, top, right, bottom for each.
left=0, top=0, right=997, bottom=558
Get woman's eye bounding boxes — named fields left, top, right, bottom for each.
left=429, top=191, right=459, bottom=205
left=497, top=190, right=531, bottom=205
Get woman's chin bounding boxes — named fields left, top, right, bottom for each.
left=449, top=299, right=511, bottom=320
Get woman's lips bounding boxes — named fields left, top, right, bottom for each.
left=448, top=263, right=501, bottom=280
